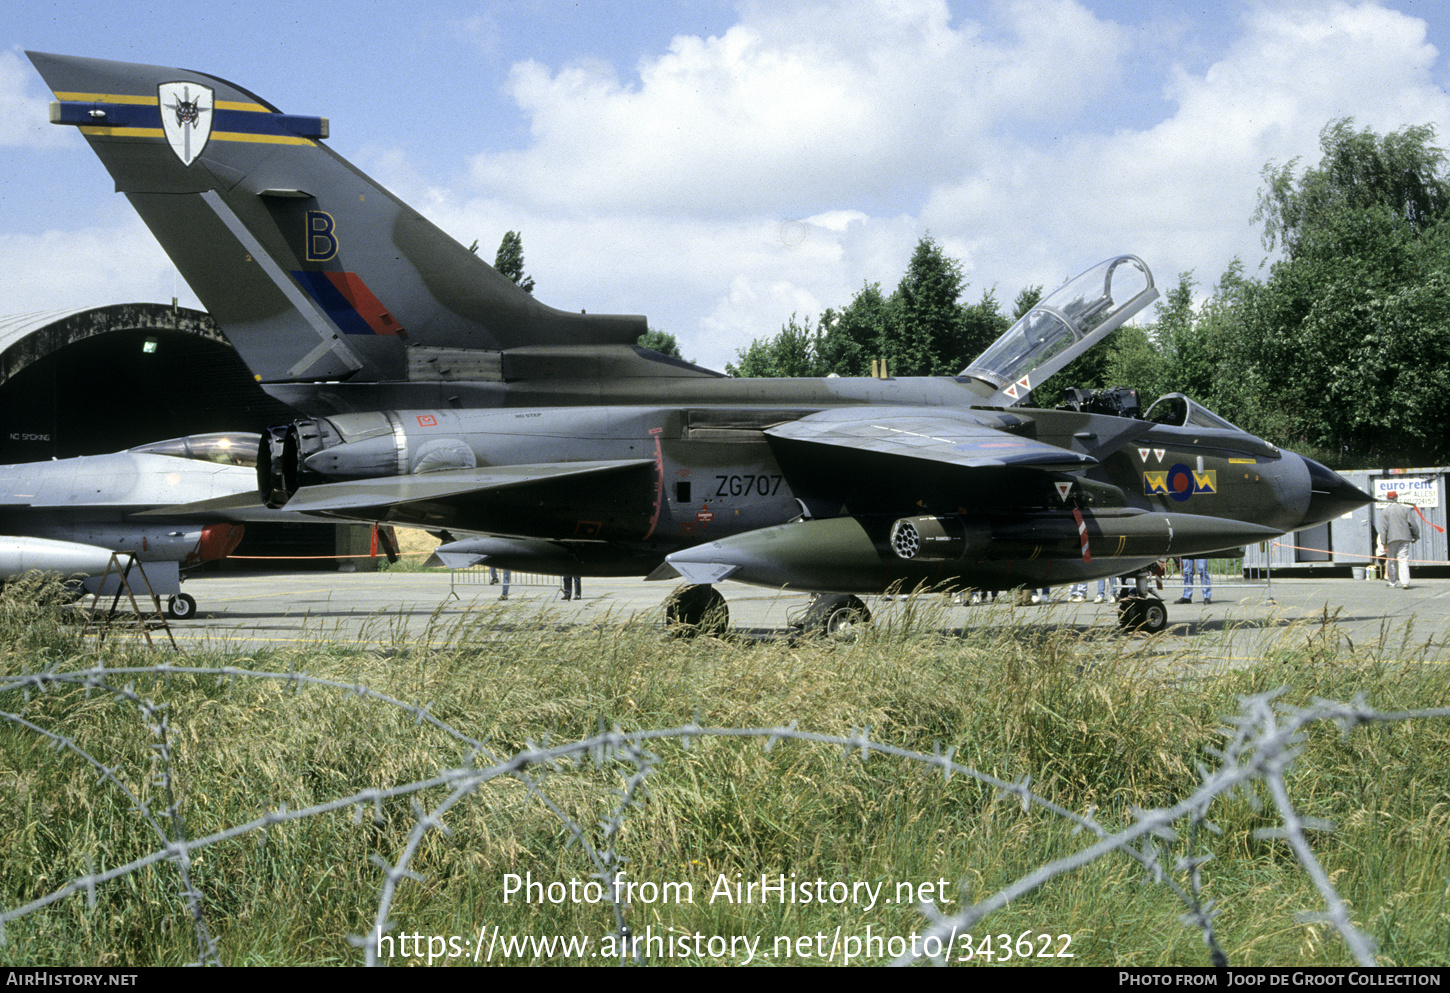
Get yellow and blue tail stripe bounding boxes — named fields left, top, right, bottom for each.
left=48, top=92, right=327, bottom=145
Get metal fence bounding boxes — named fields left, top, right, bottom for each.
left=448, top=566, right=580, bottom=599
left=1071, top=556, right=1270, bottom=602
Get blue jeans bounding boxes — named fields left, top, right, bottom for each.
left=1182, top=560, right=1211, bottom=599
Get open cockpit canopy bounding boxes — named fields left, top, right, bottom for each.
left=962, top=255, right=1157, bottom=405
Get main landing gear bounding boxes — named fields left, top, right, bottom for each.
left=664, top=584, right=729, bottom=637
left=663, top=585, right=874, bottom=640
left=664, top=582, right=1166, bottom=637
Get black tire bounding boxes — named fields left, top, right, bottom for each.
left=802, top=594, right=871, bottom=641
left=664, top=584, right=728, bottom=637
left=1117, top=595, right=1167, bottom=634
left=167, top=593, right=197, bottom=620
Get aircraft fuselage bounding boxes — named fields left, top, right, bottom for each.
left=269, top=376, right=1347, bottom=592
left=28, top=51, right=1374, bottom=624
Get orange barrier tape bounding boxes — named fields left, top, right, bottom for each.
left=1270, top=541, right=1442, bottom=567
left=224, top=551, right=433, bottom=561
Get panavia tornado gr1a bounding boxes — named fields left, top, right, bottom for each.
left=30, top=52, right=1371, bottom=635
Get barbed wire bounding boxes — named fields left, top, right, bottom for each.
left=3, top=662, right=1447, bottom=966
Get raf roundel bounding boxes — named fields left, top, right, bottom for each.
left=1167, top=463, right=1195, bottom=503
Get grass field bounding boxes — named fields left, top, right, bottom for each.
left=1, top=578, right=1448, bottom=967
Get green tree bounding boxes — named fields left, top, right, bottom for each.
left=1100, top=324, right=1167, bottom=403
left=821, top=283, right=890, bottom=376
left=726, top=315, right=825, bottom=377
left=883, top=235, right=966, bottom=376
left=1153, top=272, right=1215, bottom=399
left=724, top=236, right=1014, bottom=379
left=1012, top=285, right=1043, bottom=319
left=1255, top=118, right=1450, bottom=258
left=637, top=329, right=685, bottom=360
left=1197, top=120, right=1450, bottom=464
left=949, top=289, right=1012, bottom=373
left=1186, top=259, right=1297, bottom=444
left=494, top=231, right=536, bottom=294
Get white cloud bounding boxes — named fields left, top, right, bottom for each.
left=700, top=275, right=828, bottom=359
left=921, top=1, right=1450, bottom=301
left=407, top=0, right=1142, bottom=366
left=412, top=186, right=891, bottom=369
left=10, top=1, right=1449, bottom=379
left=0, top=49, right=65, bottom=148
left=0, top=223, right=195, bottom=315
left=456, top=11, right=504, bottom=58
left=803, top=209, right=867, bottom=233
left=464, top=0, right=1130, bottom=218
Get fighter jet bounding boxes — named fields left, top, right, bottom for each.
left=0, top=433, right=254, bottom=618
left=30, top=52, right=1371, bottom=635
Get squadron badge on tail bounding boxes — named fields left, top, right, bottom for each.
left=158, top=82, right=212, bottom=165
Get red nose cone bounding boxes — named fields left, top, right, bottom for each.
left=196, top=523, right=245, bottom=563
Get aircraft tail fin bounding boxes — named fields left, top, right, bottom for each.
left=29, top=51, right=651, bottom=386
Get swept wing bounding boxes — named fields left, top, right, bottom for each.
left=766, top=407, right=1095, bottom=471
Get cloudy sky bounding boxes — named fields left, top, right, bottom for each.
left=3, top=0, right=1449, bottom=371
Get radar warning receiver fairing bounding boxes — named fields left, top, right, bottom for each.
left=0, top=433, right=257, bottom=617
left=30, top=52, right=1372, bottom=635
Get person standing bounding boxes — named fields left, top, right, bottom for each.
left=1176, top=558, right=1211, bottom=604
left=1380, top=490, right=1421, bottom=589
left=561, top=573, right=582, bottom=600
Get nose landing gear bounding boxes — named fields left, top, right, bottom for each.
left=801, top=593, right=871, bottom=641
left=1116, top=594, right=1167, bottom=634
left=167, top=593, right=197, bottom=620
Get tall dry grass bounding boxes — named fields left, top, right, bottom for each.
left=1, top=581, right=1447, bottom=965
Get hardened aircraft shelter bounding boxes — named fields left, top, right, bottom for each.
left=0, top=302, right=370, bottom=567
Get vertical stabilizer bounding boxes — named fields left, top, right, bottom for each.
left=29, top=52, right=648, bottom=385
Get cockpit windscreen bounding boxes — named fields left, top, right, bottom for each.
left=130, top=432, right=261, bottom=467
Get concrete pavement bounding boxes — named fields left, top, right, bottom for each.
left=80, top=568, right=1450, bottom=666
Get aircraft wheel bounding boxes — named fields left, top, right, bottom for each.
left=664, top=584, right=729, bottom=637
left=802, top=594, right=871, bottom=641
left=1117, top=595, right=1167, bottom=634
left=167, top=593, right=197, bottom=620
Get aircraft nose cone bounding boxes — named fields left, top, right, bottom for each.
left=1299, top=456, right=1372, bottom=528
